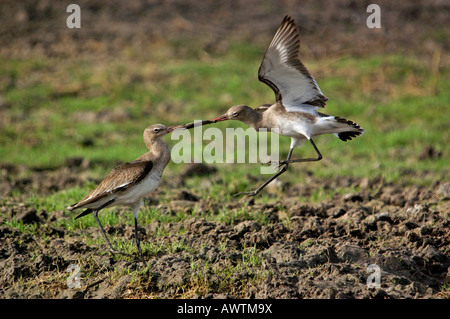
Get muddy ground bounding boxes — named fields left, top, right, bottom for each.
left=1, top=0, right=449, bottom=60
left=1, top=1, right=449, bottom=299
left=0, top=162, right=449, bottom=299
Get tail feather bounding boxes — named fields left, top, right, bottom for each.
left=336, top=131, right=362, bottom=141
left=333, top=116, right=364, bottom=142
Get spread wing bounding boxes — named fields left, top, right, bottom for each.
left=68, top=160, right=153, bottom=210
left=258, top=16, right=328, bottom=112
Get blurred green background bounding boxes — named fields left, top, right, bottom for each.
left=0, top=0, right=448, bottom=205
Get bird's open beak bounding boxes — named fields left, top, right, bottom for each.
left=166, top=126, right=176, bottom=133
left=211, top=114, right=228, bottom=122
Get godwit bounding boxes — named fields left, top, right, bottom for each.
left=211, top=16, right=364, bottom=196
left=68, top=124, right=174, bottom=255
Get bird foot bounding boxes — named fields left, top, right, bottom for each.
left=261, top=160, right=287, bottom=169
left=108, top=247, right=132, bottom=257
left=105, top=243, right=138, bottom=258
left=233, top=190, right=259, bottom=197
left=261, top=160, right=276, bottom=166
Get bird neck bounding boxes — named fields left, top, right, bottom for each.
left=143, top=137, right=171, bottom=166
left=244, top=109, right=264, bottom=129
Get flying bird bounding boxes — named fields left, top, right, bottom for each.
left=211, top=15, right=364, bottom=196
left=68, top=124, right=174, bottom=255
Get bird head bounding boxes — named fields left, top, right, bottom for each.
left=144, top=124, right=175, bottom=140
left=211, top=105, right=253, bottom=123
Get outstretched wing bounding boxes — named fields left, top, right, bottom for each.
left=258, top=16, right=328, bottom=112
left=68, top=160, right=153, bottom=210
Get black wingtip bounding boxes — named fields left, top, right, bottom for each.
left=282, top=15, right=294, bottom=22
left=280, top=15, right=296, bottom=29
left=75, top=208, right=93, bottom=220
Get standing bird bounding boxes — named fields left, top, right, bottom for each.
left=68, top=124, right=174, bottom=255
left=211, top=16, right=364, bottom=196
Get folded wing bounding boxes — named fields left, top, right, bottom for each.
left=68, top=160, right=153, bottom=210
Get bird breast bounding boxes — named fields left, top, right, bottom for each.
left=271, top=112, right=316, bottom=139
left=115, top=170, right=162, bottom=206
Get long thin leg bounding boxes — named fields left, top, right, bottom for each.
left=285, top=147, right=294, bottom=165
left=281, top=139, right=322, bottom=165
left=234, top=147, right=294, bottom=197
left=235, top=139, right=322, bottom=197
left=93, top=210, right=120, bottom=254
left=130, top=202, right=143, bottom=256
left=134, top=216, right=142, bottom=255
left=93, top=212, right=132, bottom=257
left=92, top=200, right=132, bottom=257
left=234, top=165, right=289, bottom=197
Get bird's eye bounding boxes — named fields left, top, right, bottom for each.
left=153, top=128, right=160, bottom=133
left=232, top=112, right=238, bottom=117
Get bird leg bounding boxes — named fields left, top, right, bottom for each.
left=234, top=148, right=294, bottom=197
left=134, top=216, right=142, bottom=256
left=261, top=147, right=294, bottom=168
left=234, top=139, right=322, bottom=197
left=280, top=139, right=322, bottom=165
left=234, top=164, right=289, bottom=197
left=93, top=209, right=131, bottom=257
left=94, top=210, right=118, bottom=254
left=130, top=202, right=145, bottom=257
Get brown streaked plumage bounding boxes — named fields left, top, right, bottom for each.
left=68, top=124, right=174, bottom=255
left=211, top=16, right=364, bottom=196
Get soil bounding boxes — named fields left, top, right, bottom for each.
left=0, top=162, right=449, bottom=299
left=1, top=0, right=449, bottom=60
left=1, top=1, right=449, bottom=299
